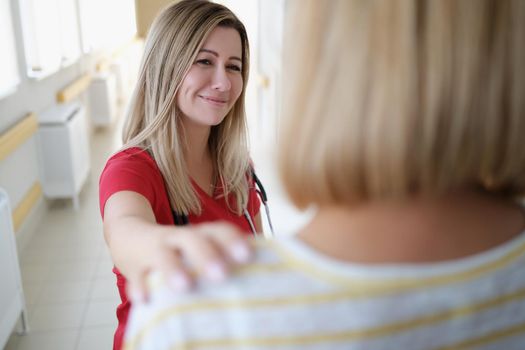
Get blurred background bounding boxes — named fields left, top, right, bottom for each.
left=0, top=0, right=311, bottom=349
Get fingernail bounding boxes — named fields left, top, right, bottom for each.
left=230, top=242, right=251, bottom=263
left=169, top=273, right=191, bottom=292
left=206, top=262, right=227, bottom=282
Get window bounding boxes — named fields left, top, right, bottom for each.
left=58, top=0, right=81, bottom=64
left=0, top=0, right=20, bottom=98
left=19, top=0, right=81, bottom=78
left=78, top=0, right=137, bottom=53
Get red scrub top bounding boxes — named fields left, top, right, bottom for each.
left=99, top=147, right=260, bottom=350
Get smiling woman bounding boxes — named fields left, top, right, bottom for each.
left=98, top=1, right=263, bottom=349
left=177, top=27, right=244, bottom=128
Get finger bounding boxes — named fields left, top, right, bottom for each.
left=152, top=247, right=193, bottom=293
left=164, top=228, right=229, bottom=282
left=195, top=222, right=253, bottom=264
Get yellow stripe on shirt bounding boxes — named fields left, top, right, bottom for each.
left=434, top=320, right=525, bottom=350
left=270, top=237, right=525, bottom=294
left=125, top=284, right=525, bottom=350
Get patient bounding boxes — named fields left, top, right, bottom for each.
left=124, top=0, right=525, bottom=349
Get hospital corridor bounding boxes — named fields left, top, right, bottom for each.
left=3, top=0, right=524, bottom=349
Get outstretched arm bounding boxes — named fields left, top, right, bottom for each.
left=103, top=190, right=252, bottom=301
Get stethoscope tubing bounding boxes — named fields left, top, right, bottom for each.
left=172, top=170, right=274, bottom=236
left=243, top=200, right=274, bottom=237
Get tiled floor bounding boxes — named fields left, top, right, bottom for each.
left=4, top=115, right=124, bottom=350
left=4, top=101, right=311, bottom=350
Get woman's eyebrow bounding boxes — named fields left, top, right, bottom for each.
left=199, top=48, right=242, bottom=62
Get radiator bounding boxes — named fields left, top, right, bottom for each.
left=88, top=72, right=118, bottom=126
left=37, top=102, right=91, bottom=210
left=0, top=189, right=28, bottom=348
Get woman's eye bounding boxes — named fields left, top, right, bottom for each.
left=196, top=59, right=212, bottom=66
left=228, top=65, right=241, bottom=72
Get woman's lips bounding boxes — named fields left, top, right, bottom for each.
left=199, top=95, right=228, bottom=106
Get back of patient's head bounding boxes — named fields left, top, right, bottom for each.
left=279, top=0, right=525, bottom=209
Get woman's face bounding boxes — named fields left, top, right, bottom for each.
left=177, top=26, right=243, bottom=128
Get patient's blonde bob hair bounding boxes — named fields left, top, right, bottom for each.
left=123, top=0, right=250, bottom=215
left=280, top=0, right=525, bottom=209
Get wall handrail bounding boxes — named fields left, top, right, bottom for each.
left=56, top=73, right=92, bottom=103
left=13, top=182, right=42, bottom=231
left=0, top=113, right=42, bottom=232
left=0, top=113, right=38, bottom=162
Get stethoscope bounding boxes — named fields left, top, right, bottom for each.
left=244, top=169, right=274, bottom=236
left=172, top=170, right=274, bottom=236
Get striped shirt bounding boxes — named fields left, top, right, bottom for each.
left=124, top=232, right=525, bottom=350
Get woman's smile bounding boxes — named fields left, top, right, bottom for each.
left=198, top=94, right=228, bottom=107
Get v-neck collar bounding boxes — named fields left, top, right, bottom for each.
left=191, top=177, right=223, bottom=199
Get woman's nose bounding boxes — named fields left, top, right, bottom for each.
left=211, top=67, right=232, bottom=91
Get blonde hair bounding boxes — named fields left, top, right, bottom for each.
left=123, top=0, right=250, bottom=215
left=280, top=0, right=525, bottom=209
